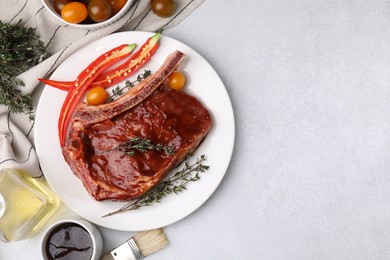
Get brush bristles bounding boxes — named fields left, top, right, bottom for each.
left=133, top=228, right=169, bottom=257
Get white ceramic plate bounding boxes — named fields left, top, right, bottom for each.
left=35, top=31, right=235, bottom=231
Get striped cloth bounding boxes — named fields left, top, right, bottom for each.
left=0, top=0, right=203, bottom=177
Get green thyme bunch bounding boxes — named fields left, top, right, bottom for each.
left=0, top=19, right=49, bottom=120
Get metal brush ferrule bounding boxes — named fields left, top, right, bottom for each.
left=107, top=238, right=144, bottom=260
left=128, top=238, right=144, bottom=259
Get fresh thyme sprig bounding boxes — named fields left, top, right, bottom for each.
left=115, top=136, right=175, bottom=156
left=0, top=78, right=34, bottom=120
left=102, top=154, right=209, bottom=217
left=0, top=19, right=49, bottom=120
left=107, top=70, right=151, bottom=102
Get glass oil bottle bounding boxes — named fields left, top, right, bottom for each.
left=0, top=168, right=61, bottom=242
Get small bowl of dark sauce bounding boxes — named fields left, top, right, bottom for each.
left=40, top=219, right=102, bottom=260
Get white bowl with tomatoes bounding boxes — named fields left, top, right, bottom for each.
left=41, top=0, right=132, bottom=29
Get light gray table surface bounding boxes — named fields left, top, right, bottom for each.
left=3, top=0, right=390, bottom=259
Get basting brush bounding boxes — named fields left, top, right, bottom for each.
left=101, top=228, right=169, bottom=260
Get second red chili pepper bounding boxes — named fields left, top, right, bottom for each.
left=39, top=31, right=162, bottom=91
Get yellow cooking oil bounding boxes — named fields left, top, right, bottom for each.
left=0, top=169, right=61, bottom=242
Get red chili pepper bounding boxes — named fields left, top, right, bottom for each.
left=58, top=43, right=137, bottom=146
left=92, top=31, right=161, bottom=88
left=38, top=78, right=73, bottom=91
left=39, top=31, right=162, bottom=91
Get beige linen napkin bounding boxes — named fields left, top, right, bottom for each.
left=0, top=0, right=203, bottom=177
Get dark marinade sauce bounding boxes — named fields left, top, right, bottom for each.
left=46, top=223, right=93, bottom=260
left=86, top=89, right=211, bottom=182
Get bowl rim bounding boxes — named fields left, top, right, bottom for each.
left=40, top=0, right=133, bottom=29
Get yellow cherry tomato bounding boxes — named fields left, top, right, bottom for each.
left=61, top=2, right=88, bottom=24
left=86, top=87, right=109, bottom=106
left=54, top=0, right=72, bottom=14
left=167, top=71, right=186, bottom=90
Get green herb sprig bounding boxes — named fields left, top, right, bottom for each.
left=115, top=136, right=175, bottom=156
left=107, top=70, right=151, bottom=102
left=102, top=154, right=209, bottom=217
left=0, top=20, right=49, bottom=120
